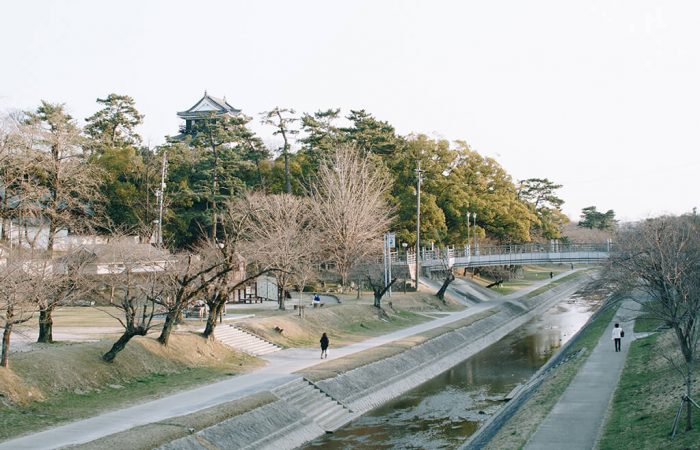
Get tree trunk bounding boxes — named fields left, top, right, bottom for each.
left=436, top=271, right=455, bottom=303
left=202, top=302, right=225, bottom=339
left=373, top=291, right=382, bottom=308
left=284, top=149, right=291, bottom=194
left=158, top=311, right=177, bottom=346
left=37, top=307, right=54, bottom=343
left=103, top=330, right=138, bottom=362
left=47, top=219, right=56, bottom=253
left=372, top=278, right=397, bottom=308
left=1, top=323, right=12, bottom=368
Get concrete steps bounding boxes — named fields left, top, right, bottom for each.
left=214, top=325, right=282, bottom=356
left=272, top=378, right=354, bottom=432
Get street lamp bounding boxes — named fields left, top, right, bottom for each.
left=415, top=160, right=424, bottom=285
left=402, top=242, right=409, bottom=293
left=473, top=212, right=478, bottom=255
left=466, top=211, right=470, bottom=255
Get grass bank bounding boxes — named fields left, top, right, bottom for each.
left=238, top=291, right=461, bottom=348
left=524, top=270, right=586, bottom=299
left=0, top=333, right=262, bottom=441
left=484, top=302, right=617, bottom=449
left=597, top=330, right=700, bottom=449
left=486, top=264, right=572, bottom=295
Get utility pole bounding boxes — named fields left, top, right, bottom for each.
left=466, top=211, right=470, bottom=255
left=415, top=160, right=423, bottom=285
left=156, top=151, right=168, bottom=247
left=473, top=212, right=478, bottom=255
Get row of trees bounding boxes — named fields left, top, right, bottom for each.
left=1, top=94, right=576, bottom=255
left=0, top=143, right=393, bottom=366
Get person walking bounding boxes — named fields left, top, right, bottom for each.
left=320, top=332, right=329, bottom=359
left=612, top=323, right=624, bottom=352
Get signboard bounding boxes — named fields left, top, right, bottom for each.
left=386, top=233, right=396, bottom=248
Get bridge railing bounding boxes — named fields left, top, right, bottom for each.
left=387, top=242, right=611, bottom=266
left=419, top=242, right=611, bottom=262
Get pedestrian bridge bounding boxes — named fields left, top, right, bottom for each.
left=402, top=242, right=610, bottom=273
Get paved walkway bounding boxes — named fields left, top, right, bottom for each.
left=0, top=271, right=578, bottom=450
left=524, top=299, right=641, bottom=450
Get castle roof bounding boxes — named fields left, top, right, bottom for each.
left=177, top=92, right=241, bottom=120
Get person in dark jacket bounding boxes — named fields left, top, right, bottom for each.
left=320, top=332, right=329, bottom=359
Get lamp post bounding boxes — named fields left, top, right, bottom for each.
left=156, top=151, right=167, bottom=247
left=466, top=211, right=470, bottom=255
left=402, top=242, right=408, bottom=293
left=415, top=160, right=423, bottom=285
left=473, top=212, right=478, bottom=255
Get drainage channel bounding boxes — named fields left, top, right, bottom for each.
left=302, top=292, right=598, bottom=449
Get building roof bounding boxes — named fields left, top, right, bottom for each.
left=177, top=92, right=241, bottom=120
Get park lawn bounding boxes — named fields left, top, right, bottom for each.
left=597, top=330, right=700, bottom=449
left=485, top=303, right=618, bottom=449
left=0, top=333, right=263, bottom=442
left=19, top=306, right=124, bottom=329
left=237, top=291, right=462, bottom=348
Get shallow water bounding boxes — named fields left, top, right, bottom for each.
left=303, top=294, right=596, bottom=449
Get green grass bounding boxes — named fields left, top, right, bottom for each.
left=598, top=331, right=700, bottom=449
left=633, top=316, right=665, bottom=333
left=525, top=271, right=584, bottom=299
left=486, top=303, right=618, bottom=449
left=0, top=367, right=236, bottom=441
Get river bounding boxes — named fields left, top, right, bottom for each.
left=303, top=292, right=598, bottom=449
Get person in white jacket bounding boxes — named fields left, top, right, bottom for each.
left=612, top=323, right=624, bottom=352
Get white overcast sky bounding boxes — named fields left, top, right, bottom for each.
left=1, top=0, right=699, bottom=221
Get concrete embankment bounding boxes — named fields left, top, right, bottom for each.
left=160, top=277, right=586, bottom=450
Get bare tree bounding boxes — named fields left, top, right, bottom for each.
left=309, top=145, right=393, bottom=290
left=0, top=115, right=47, bottom=247
left=236, top=192, right=317, bottom=310
left=91, top=239, right=169, bottom=362
left=191, top=199, right=287, bottom=337
left=155, top=250, right=226, bottom=346
left=0, top=250, right=38, bottom=367
left=603, top=214, right=700, bottom=432
left=23, top=101, right=104, bottom=252
left=365, top=269, right=397, bottom=309
left=435, top=248, right=456, bottom=304
left=31, top=249, right=91, bottom=343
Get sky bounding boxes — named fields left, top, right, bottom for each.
left=1, top=0, right=699, bottom=222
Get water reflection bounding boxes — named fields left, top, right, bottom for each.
left=304, top=295, right=596, bottom=449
